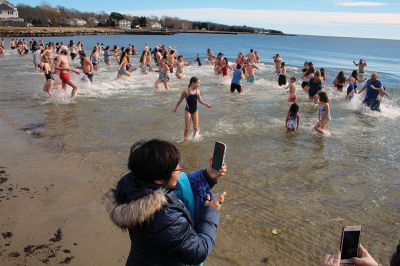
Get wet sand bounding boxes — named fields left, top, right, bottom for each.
left=0, top=118, right=132, bottom=265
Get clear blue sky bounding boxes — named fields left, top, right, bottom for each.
left=16, top=0, right=400, bottom=40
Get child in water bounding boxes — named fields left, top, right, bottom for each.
left=172, top=77, right=213, bottom=141
left=285, top=103, right=300, bottom=133
left=285, top=77, right=297, bottom=102
left=314, top=91, right=331, bottom=135
left=346, top=76, right=356, bottom=101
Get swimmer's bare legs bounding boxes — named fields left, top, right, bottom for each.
left=192, top=112, right=200, bottom=139
left=184, top=111, right=191, bottom=141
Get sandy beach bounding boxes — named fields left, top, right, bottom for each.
left=0, top=33, right=399, bottom=265
left=0, top=118, right=132, bottom=265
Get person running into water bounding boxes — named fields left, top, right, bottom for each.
left=90, top=46, right=100, bottom=72
left=231, top=64, right=245, bottom=93
left=207, top=48, right=214, bottom=62
left=167, top=49, right=176, bottom=74
left=69, top=40, right=77, bottom=61
left=55, top=46, right=79, bottom=99
left=320, top=68, right=326, bottom=84
left=333, top=71, right=346, bottom=91
left=278, top=61, right=287, bottom=86
left=32, top=47, right=42, bottom=70
left=353, top=59, right=367, bottom=75
left=346, top=76, right=356, bottom=101
left=245, top=59, right=259, bottom=83
left=175, top=55, right=191, bottom=79
left=116, top=51, right=131, bottom=79
left=285, top=77, right=297, bottom=103
left=348, top=69, right=366, bottom=92
left=359, top=72, right=385, bottom=111
left=314, top=91, right=331, bottom=135
left=221, top=57, right=232, bottom=80
left=172, top=77, right=212, bottom=141
left=286, top=103, right=300, bottom=133
left=79, top=51, right=94, bottom=83
left=144, top=50, right=153, bottom=71
left=103, top=46, right=112, bottom=67
left=306, top=70, right=323, bottom=103
left=272, top=53, right=282, bottom=75
left=247, top=49, right=256, bottom=63
left=139, top=50, right=150, bottom=75
left=42, top=55, right=61, bottom=96
left=301, top=66, right=315, bottom=90
left=155, top=59, right=170, bottom=90
left=254, top=51, right=260, bottom=64
left=195, top=54, right=202, bottom=66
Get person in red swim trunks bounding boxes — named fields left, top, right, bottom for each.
left=56, top=46, right=80, bottom=99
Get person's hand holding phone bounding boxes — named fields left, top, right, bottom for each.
left=320, top=251, right=341, bottom=266
left=206, top=156, right=227, bottom=179
left=350, top=245, right=378, bottom=266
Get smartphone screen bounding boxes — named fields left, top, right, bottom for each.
left=341, top=230, right=361, bottom=260
left=211, top=142, right=226, bottom=171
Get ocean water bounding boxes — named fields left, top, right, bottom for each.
left=0, top=34, right=399, bottom=265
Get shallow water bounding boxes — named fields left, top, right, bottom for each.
left=0, top=34, right=399, bottom=265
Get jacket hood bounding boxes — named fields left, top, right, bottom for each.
left=105, top=173, right=169, bottom=229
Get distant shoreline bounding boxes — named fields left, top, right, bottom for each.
left=0, top=26, right=290, bottom=38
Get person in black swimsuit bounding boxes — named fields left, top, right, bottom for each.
left=172, top=77, right=213, bottom=141
left=42, top=55, right=60, bottom=96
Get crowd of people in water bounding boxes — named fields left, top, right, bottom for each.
left=0, top=37, right=396, bottom=265
left=0, top=37, right=387, bottom=139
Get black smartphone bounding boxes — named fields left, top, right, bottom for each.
left=211, top=141, right=227, bottom=171
left=340, top=226, right=362, bottom=263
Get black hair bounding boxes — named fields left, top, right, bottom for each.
left=351, top=70, right=358, bottom=78
left=391, top=241, right=400, bottom=266
left=128, top=139, right=180, bottom=183
left=236, top=64, right=242, bottom=69
left=318, top=91, right=329, bottom=103
left=337, top=71, right=346, bottom=83
left=250, top=49, right=253, bottom=53
left=288, top=103, right=299, bottom=118
left=188, top=76, right=199, bottom=88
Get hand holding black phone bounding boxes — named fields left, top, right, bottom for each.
left=211, top=141, right=226, bottom=171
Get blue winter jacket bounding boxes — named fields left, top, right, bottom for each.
left=105, top=172, right=220, bottom=266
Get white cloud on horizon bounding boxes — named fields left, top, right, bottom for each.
left=335, top=1, right=389, bottom=7
left=125, top=8, right=400, bottom=26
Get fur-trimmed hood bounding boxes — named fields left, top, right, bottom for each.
left=104, top=173, right=169, bottom=229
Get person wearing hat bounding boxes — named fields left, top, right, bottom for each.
left=55, top=46, right=80, bottom=98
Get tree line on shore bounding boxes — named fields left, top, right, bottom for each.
left=16, top=4, right=283, bottom=34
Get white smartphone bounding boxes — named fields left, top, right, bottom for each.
left=211, top=141, right=227, bottom=171
left=340, top=225, right=362, bottom=263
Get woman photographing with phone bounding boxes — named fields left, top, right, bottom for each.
left=105, top=139, right=227, bottom=266
left=173, top=77, right=213, bottom=141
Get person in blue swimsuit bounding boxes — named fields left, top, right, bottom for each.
left=172, top=77, right=213, bottom=141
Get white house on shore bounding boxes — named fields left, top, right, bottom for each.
left=88, top=17, right=99, bottom=26
left=150, top=22, right=162, bottom=30
left=63, top=18, right=87, bottom=26
left=0, top=0, right=23, bottom=22
left=74, top=18, right=87, bottom=26
left=118, top=19, right=131, bottom=30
